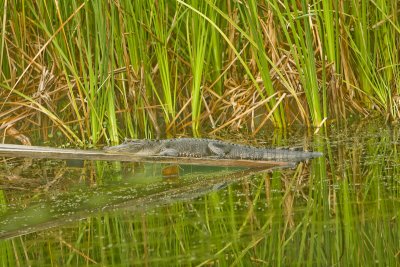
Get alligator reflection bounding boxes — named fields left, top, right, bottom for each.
left=0, top=159, right=286, bottom=239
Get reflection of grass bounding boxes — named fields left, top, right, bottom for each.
left=0, top=161, right=254, bottom=239
left=1, top=123, right=400, bottom=265
left=2, top=172, right=395, bottom=265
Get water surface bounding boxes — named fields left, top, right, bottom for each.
left=0, top=120, right=399, bottom=266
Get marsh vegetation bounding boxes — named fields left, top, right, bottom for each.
left=0, top=1, right=399, bottom=144
left=0, top=1, right=399, bottom=265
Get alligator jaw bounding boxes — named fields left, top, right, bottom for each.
left=103, top=140, right=162, bottom=155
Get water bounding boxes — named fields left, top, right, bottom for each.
left=1, top=120, right=400, bottom=266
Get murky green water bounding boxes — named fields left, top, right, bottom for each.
left=1, top=120, right=400, bottom=266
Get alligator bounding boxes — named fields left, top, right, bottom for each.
left=104, top=138, right=323, bottom=162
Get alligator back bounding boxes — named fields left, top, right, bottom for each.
left=162, top=138, right=222, bottom=157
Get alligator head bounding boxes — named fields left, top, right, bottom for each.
left=103, top=139, right=163, bottom=155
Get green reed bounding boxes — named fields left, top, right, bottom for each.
left=185, top=1, right=209, bottom=134
left=150, top=1, right=177, bottom=126
left=242, top=0, right=286, bottom=128
left=0, top=1, right=399, bottom=141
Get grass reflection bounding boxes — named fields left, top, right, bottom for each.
left=1, top=122, right=400, bottom=265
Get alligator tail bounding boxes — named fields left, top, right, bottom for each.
left=262, top=149, right=323, bottom=162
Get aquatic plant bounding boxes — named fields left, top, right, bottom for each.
left=0, top=1, right=398, bottom=144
